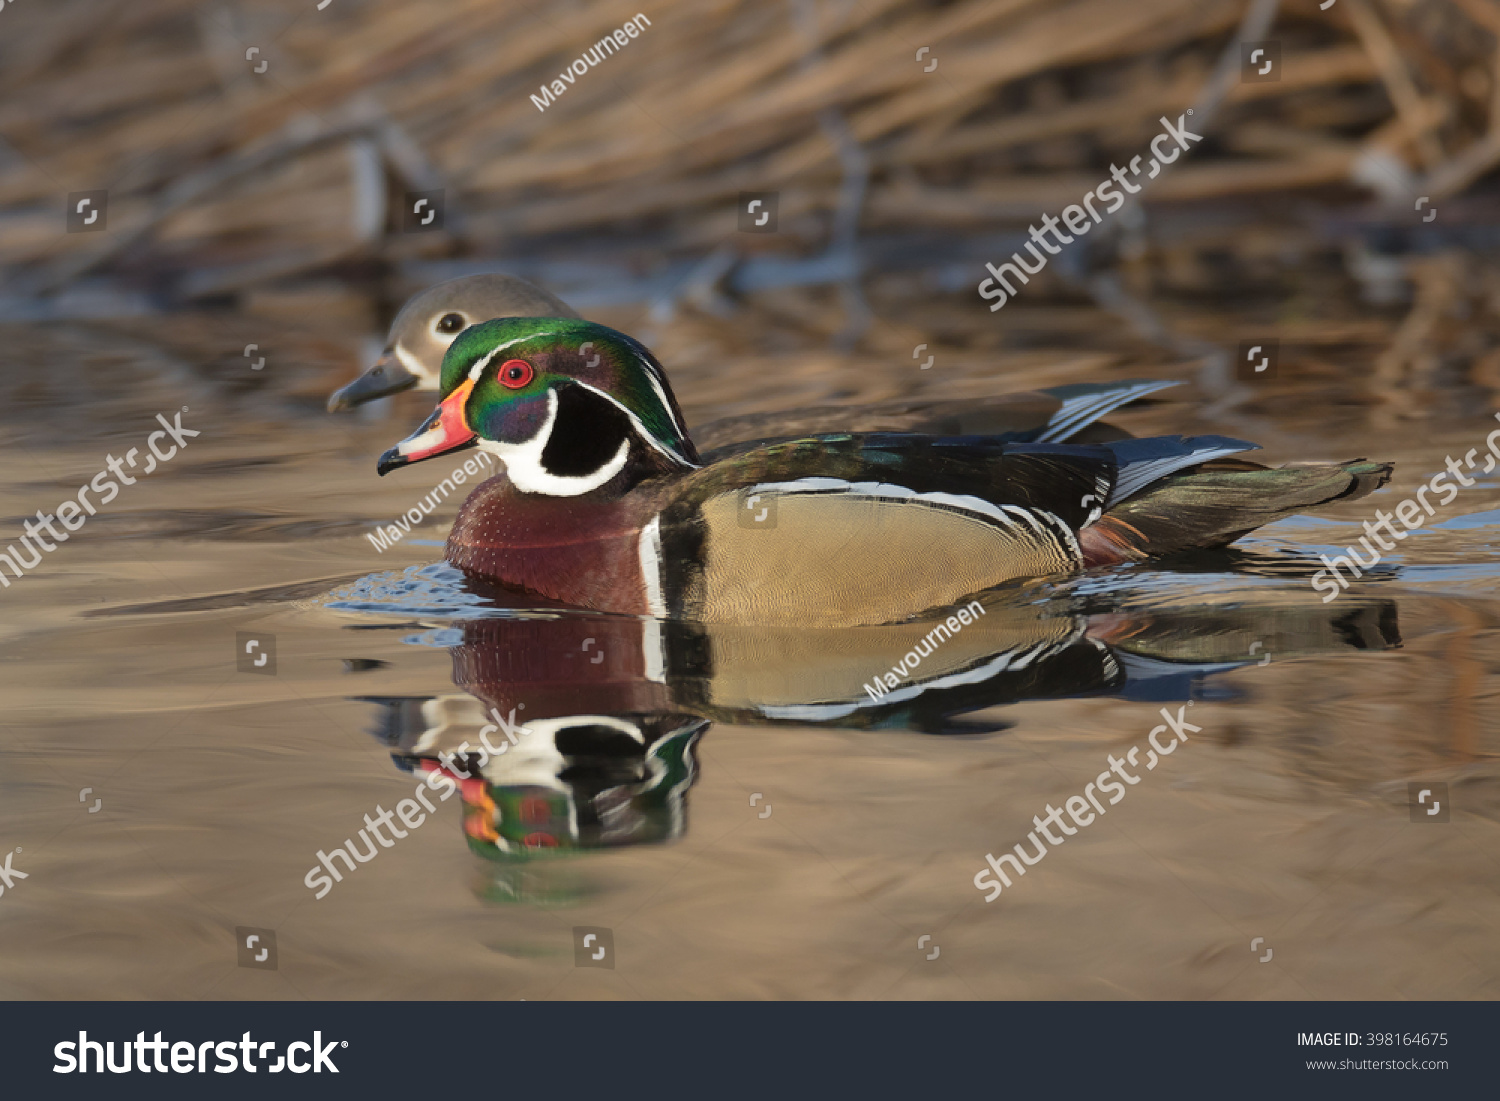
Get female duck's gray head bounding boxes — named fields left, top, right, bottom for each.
left=327, top=273, right=580, bottom=411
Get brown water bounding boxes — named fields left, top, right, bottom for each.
left=1, top=300, right=1498, bottom=1001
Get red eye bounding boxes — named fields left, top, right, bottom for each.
left=498, top=359, right=534, bottom=389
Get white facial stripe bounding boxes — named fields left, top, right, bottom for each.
left=469, top=332, right=556, bottom=382
left=635, top=352, right=687, bottom=439
left=574, top=381, right=698, bottom=470
left=394, top=342, right=440, bottom=386
left=477, top=388, right=630, bottom=496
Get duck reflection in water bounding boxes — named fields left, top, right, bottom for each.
left=346, top=590, right=1400, bottom=899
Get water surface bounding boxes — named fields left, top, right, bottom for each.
left=1, top=312, right=1497, bottom=1000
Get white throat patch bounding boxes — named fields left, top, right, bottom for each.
left=394, top=342, right=441, bottom=387
left=478, top=388, right=629, bottom=496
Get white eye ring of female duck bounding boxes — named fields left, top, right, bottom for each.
left=433, top=312, right=468, bottom=336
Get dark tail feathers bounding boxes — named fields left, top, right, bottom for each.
left=1080, top=459, right=1394, bottom=565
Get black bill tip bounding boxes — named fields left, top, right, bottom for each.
left=376, top=447, right=406, bottom=477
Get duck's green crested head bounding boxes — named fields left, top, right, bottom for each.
left=377, top=318, right=699, bottom=495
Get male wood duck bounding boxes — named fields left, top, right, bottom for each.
left=327, top=273, right=580, bottom=411
left=375, top=317, right=1393, bottom=627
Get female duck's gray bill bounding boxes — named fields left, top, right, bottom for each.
left=327, top=352, right=420, bottom=412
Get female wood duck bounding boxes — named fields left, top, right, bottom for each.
left=376, top=317, right=1393, bottom=627
left=327, top=273, right=580, bottom=411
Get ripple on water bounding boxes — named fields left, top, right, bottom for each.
left=323, top=561, right=571, bottom=622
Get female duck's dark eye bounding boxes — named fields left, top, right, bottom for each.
left=436, top=313, right=466, bottom=334
left=498, top=359, right=535, bottom=389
